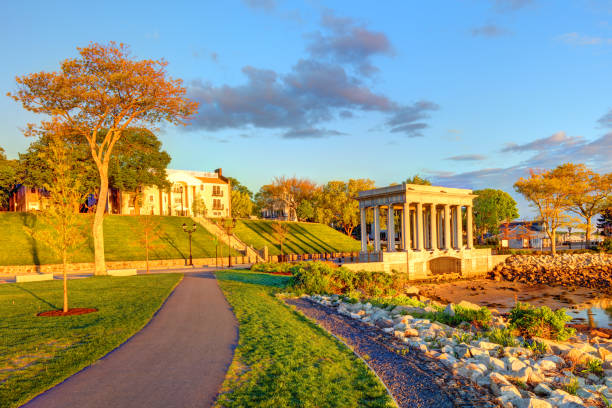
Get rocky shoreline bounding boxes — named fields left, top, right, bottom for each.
left=304, top=293, right=612, bottom=408
left=489, top=254, right=612, bottom=291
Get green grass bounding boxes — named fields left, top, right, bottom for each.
left=234, top=219, right=360, bottom=255
left=0, top=212, right=236, bottom=266
left=215, top=270, right=394, bottom=408
left=0, top=273, right=182, bottom=407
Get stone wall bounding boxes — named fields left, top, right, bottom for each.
left=0, top=256, right=260, bottom=277
left=489, top=253, right=612, bottom=290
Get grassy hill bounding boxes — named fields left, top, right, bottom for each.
left=0, top=213, right=235, bottom=266
left=234, top=219, right=360, bottom=256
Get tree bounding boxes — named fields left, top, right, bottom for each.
left=30, top=135, right=88, bottom=313
left=19, top=128, right=171, bottom=211
left=132, top=215, right=163, bottom=274
left=0, top=148, right=18, bottom=210
left=514, top=167, right=575, bottom=255
left=227, top=176, right=253, bottom=198
left=231, top=189, right=253, bottom=218
left=296, top=199, right=315, bottom=222
left=405, top=175, right=431, bottom=185
left=316, top=179, right=375, bottom=236
left=9, top=42, right=198, bottom=275
left=272, top=221, right=290, bottom=260
left=191, top=193, right=207, bottom=218
left=268, top=176, right=318, bottom=221
left=557, top=163, right=612, bottom=245
left=598, top=203, right=612, bottom=236
left=472, top=189, right=519, bottom=240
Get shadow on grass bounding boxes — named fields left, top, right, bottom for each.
left=216, top=270, right=291, bottom=288
left=14, top=284, right=59, bottom=310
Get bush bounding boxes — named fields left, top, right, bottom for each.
left=601, top=238, right=612, bottom=253
left=487, top=328, right=519, bottom=347
left=509, top=302, right=575, bottom=341
left=411, top=306, right=492, bottom=328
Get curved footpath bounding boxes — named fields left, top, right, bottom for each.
left=23, top=271, right=238, bottom=408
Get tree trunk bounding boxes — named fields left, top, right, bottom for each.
left=93, top=168, right=108, bottom=275
left=145, top=231, right=150, bottom=274
left=62, top=251, right=68, bottom=313
left=586, top=217, right=592, bottom=248
left=549, top=228, right=557, bottom=256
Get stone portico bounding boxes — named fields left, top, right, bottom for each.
left=345, top=183, right=497, bottom=280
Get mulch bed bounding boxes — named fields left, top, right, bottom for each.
left=37, top=308, right=98, bottom=317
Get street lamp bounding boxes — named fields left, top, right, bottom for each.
left=182, top=222, right=197, bottom=266
left=225, top=217, right=237, bottom=267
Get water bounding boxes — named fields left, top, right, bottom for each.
left=566, top=299, right=612, bottom=329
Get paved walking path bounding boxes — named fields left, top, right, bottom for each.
left=23, top=271, right=238, bottom=408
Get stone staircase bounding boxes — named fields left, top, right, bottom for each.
left=192, top=217, right=264, bottom=262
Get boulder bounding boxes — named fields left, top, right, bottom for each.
left=514, top=397, right=552, bottom=408
left=405, top=286, right=420, bottom=295
left=444, top=303, right=455, bottom=317
left=533, top=383, right=552, bottom=397
left=489, top=372, right=512, bottom=396
left=404, top=328, right=419, bottom=337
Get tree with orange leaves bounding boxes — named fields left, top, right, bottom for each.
left=556, top=163, right=612, bottom=246
left=268, top=176, right=319, bottom=221
left=9, top=42, right=198, bottom=275
left=514, top=166, right=576, bottom=255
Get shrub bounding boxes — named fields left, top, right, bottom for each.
left=601, top=238, right=612, bottom=253
left=582, top=358, right=603, bottom=377
left=523, top=339, right=548, bottom=357
left=487, top=328, right=519, bottom=347
left=284, top=261, right=409, bottom=298
left=508, top=302, right=575, bottom=341
left=564, top=377, right=579, bottom=395
left=411, top=306, right=492, bottom=328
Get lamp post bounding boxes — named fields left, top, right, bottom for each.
left=182, top=222, right=197, bottom=266
left=225, top=217, right=237, bottom=267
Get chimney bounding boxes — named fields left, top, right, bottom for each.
left=214, top=168, right=222, bottom=177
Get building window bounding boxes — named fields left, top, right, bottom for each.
left=200, top=185, right=204, bottom=191
left=149, top=195, right=154, bottom=202
left=212, top=185, right=223, bottom=196
left=213, top=199, right=224, bottom=210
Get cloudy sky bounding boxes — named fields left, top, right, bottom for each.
left=1, top=0, right=612, bottom=216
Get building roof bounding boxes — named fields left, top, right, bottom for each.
left=166, top=169, right=229, bottom=185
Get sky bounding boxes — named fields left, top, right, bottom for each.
left=1, top=0, right=612, bottom=217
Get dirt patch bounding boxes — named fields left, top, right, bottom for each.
left=37, top=308, right=98, bottom=317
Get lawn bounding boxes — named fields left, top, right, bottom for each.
left=0, top=273, right=182, bottom=407
left=233, top=219, right=361, bottom=256
left=0, top=213, right=236, bottom=266
left=215, top=270, right=393, bottom=407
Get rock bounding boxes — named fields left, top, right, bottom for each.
left=469, top=347, right=489, bottom=359
left=537, top=358, right=557, bottom=371
left=405, top=286, right=420, bottom=295
left=533, top=383, right=552, bottom=397
left=475, top=340, right=500, bottom=351
left=499, top=385, right=522, bottom=401
left=404, top=328, right=419, bottom=337
left=490, top=372, right=512, bottom=396
left=564, top=348, right=592, bottom=365
left=514, top=397, right=552, bottom=408
left=506, top=357, right=528, bottom=373
left=455, top=345, right=470, bottom=359
left=375, top=318, right=394, bottom=329
left=444, top=303, right=455, bottom=317
left=480, top=355, right=506, bottom=372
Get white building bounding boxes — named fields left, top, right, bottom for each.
left=109, top=168, right=232, bottom=218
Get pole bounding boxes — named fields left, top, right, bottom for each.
left=188, top=232, right=193, bottom=266
left=228, top=226, right=232, bottom=268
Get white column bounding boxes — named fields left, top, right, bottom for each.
left=402, top=203, right=411, bottom=251
left=387, top=205, right=395, bottom=252
left=467, top=205, right=473, bottom=249
left=430, top=204, right=437, bottom=251
left=360, top=206, right=367, bottom=253
left=444, top=204, right=451, bottom=250
left=456, top=206, right=463, bottom=249
left=416, top=202, right=424, bottom=251
left=373, top=206, right=381, bottom=252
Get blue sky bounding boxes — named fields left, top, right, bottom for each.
left=1, top=0, right=612, bottom=216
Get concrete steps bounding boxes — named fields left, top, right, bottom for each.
left=192, top=217, right=264, bottom=262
